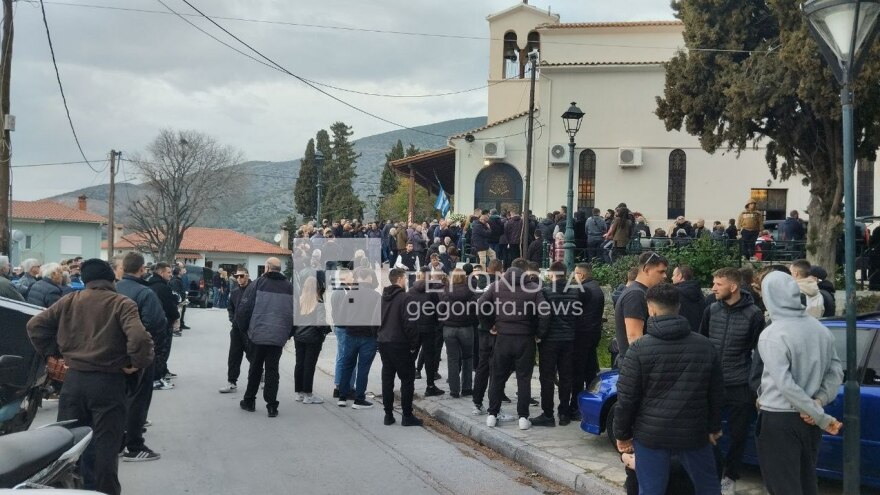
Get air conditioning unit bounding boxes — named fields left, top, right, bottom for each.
left=548, top=143, right=570, bottom=166
left=483, top=140, right=506, bottom=160
left=618, top=147, right=643, bottom=167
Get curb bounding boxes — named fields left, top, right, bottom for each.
left=415, top=399, right=621, bottom=495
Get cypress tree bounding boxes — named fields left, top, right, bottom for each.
left=293, top=138, right=317, bottom=220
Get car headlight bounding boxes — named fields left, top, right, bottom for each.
left=587, top=377, right=601, bottom=394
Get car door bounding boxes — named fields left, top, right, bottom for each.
left=816, top=325, right=879, bottom=485
left=858, top=328, right=880, bottom=485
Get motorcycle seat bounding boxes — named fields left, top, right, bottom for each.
left=0, top=426, right=75, bottom=488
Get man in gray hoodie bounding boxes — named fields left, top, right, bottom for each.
left=756, top=271, right=843, bottom=495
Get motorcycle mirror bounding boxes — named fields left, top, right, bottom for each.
left=0, top=355, right=24, bottom=370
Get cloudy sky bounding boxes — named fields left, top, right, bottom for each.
left=10, top=0, right=675, bottom=200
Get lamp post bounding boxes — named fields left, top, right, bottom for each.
left=561, top=102, right=585, bottom=273
left=803, top=1, right=880, bottom=492
left=315, top=150, right=324, bottom=223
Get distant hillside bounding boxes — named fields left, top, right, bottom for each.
left=48, top=117, right=486, bottom=241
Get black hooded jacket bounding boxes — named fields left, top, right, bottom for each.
left=614, top=314, right=723, bottom=451
left=674, top=279, right=706, bottom=333
left=698, top=290, right=765, bottom=387
left=378, top=284, right=418, bottom=346
left=477, top=267, right=549, bottom=337
left=438, top=281, right=479, bottom=328
left=539, top=279, right=579, bottom=342
left=147, top=274, right=180, bottom=325
left=406, top=280, right=440, bottom=333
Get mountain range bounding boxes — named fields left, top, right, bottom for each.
left=47, top=117, right=485, bottom=241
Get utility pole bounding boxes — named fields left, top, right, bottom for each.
left=107, top=150, right=119, bottom=261
left=0, top=0, right=13, bottom=256
left=520, top=50, right=538, bottom=260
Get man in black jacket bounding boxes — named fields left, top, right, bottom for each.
left=615, top=283, right=722, bottom=495
left=672, top=265, right=705, bottom=333
left=147, top=263, right=180, bottom=390
left=408, top=269, right=445, bottom=397
left=220, top=266, right=251, bottom=394
left=568, top=263, right=602, bottom=421
left=479, top=258, right=549, bottom=430
left=471, top=215, right=493, bottom=266
left=114, top=253, right=167, bottom=462
left=698, top=267, right=765, bottom=494
left=378, top=268, right=422, bottom=426
left=532, top=262, right=579, bottom=427
left=503, top=212, right=523, bottom=267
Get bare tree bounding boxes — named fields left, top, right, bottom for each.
left=127, top=129, right=243, bottom=262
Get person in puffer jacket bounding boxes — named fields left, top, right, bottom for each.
left=408, top=269, right=445, bottom=397
left=671, top=265, right=705, bottom=333
left=235, top=257, right=293, bottom=418
left=614, top=283, right=723, bottom=495
left=27, top=263, right=64, bottom=308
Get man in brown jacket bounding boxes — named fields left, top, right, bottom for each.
left=27, top=258, right=154, bottom=495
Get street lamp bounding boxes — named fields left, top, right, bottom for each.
left=802, top=1, right=880, bottom=493
left=561, top=102, right=585, bottom=273
left=315, top=150, right=324, bottom=223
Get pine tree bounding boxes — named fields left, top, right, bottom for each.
left=322, top=122, right=363, bottom=220
left=380, top=139, right=404, bottom=198
left=293, top=139, right=317, bottom=220
left=405, top=144, right=421, bottom=157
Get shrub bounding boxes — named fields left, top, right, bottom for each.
left=592, top=255, right=639, bottom=287
left=658, top=237, right=740, bottom=286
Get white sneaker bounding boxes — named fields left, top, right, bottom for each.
left=720, top=476, right=736, bottom=495
left=486, top=415, right=497, bottom=427
left=218, top=382, right=236, bottom=393
left=496, top=412, right=516, bottom=422
left=518, top=417, right=532, bottom=430
left=295, top=393, right=304, bottom=402
left=337, top=398, right=347, bottom=407
left=472, top=405, right=486, bottom=415
left=304, top=395, right=324, bottom=404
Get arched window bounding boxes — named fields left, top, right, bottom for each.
left=667, top=149, right=686, bottom=219
left=858, top=159, right=875, bottom=217
left=503, top=32, right=520, bottom=79
left=577, top=149, right=597, bottom=211
left=524, top=32, right=540, bottom=78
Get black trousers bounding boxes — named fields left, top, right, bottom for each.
left=154, top=327, right=172, bottom=379
left=569, top=331, right=601, bottom=413
left=741, top=229, right=758, bottom=258
left=227, top=326, right=251, bottom=385
left=58, top=370, right=127, bottom=495
left=124, top=363, right=154, bottom=451
left=504, top=245, right=521, bottom=269
left=179, top=304, right=187, bottom=327
left=488, top=334, right=535, bottom=418
left=244, top=344, right=283, bottom=407
left=472, top=332, right=495, bottom=407
left=756, top=411, right=823, bottom=495
left=416, top=331, right=440, bottom=387
left=717, top=385, right=755, bottom=480
left=472, top=327, right=481, bottom=369
left=294, top=340, right=323, bottom=393
left=538, top=339, right=573, bottom=418
left=379, top=342, right=415, bottom=416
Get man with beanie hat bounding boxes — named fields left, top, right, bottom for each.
left=756, top=271, right=843, bottom=495
left=27, top=259, right=154, bottom=495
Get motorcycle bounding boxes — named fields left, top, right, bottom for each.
left=0, top=420, right=92, bottom=489
left=0, top=297, right=50, bottom=435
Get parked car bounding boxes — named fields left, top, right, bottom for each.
left=183, top=265, right=213, bottom=308
left=578, top=313, right=880, bottom=488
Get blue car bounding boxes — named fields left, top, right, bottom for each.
left=578, top=314, right=880, bottom=488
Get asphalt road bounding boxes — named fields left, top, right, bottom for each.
left=34, top=307, right=559, bottom=495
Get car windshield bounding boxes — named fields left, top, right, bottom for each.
left=826, top=326, right=874, bottom=369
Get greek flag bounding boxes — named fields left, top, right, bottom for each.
left=434, top=184, right=450, bottom=217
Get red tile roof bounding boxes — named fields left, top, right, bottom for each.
left=12, top=200, right=106, bottom=224
left=449, top=110, right=532, bottom=139
left=107, top=227, right=290, bottom=255
left=540, top=20, right=682, bottom=29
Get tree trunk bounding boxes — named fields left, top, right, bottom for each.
left=806, top=193, right=842, bottom=278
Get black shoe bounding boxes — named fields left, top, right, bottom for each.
left=414, top=371, right=422, bottom=379
left=180, top=325, right=191, bottom=330
left=501, top=394, right=512, bottom=403
left=165, top=371, right=178, bottom=378
left=239, top=399, right=255, bottom=412
left=424, top=386, right=445, bottom=397
left=530, top=413, right=556, bottom=427
left=172, top=331, right=182, bottom=337
left=267, top=404, right=278, bottom=418
left=384, top=414, right=396, bottom=426
left=558, top=414, right=571, bottom=426
left=461, top=389, right=473, bottom=397
left=529, top=397, right=539, bottom=406
left=401, top=414, right=423, bottom=427
left=333, top=388, right=340, bottom=398
left=122, top=447, right=161, bottom=462
left=450, top=392, right=460, bottom=398
left=434, top=372, right=442, bottom=380
left=351, top=399, right=374, bottom=409
left=569, top=409, right=582, bottom=422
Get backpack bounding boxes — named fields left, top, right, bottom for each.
left=586, top=216, right=607, bottom=238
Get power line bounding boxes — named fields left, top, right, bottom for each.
left=11, top=158, right=104, bottom=168
left=38, top=0, right=102, bottom=173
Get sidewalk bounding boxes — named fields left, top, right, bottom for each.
left=306, top=334, right=773, bottom=495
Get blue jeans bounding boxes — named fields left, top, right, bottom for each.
left=333, top=327, right=356, bottom=390
left=633, top=439, right=720, bottom=495
left=338, top=334, right=377, bottom=401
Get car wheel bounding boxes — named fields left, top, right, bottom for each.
left=605, top=401, right=618, bottom=448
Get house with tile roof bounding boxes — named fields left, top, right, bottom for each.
left=11, top=196, right=106, bottom=265
left=390, top=2, right=854, bottom=229
left=103, top=226, right=291, bottom=277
